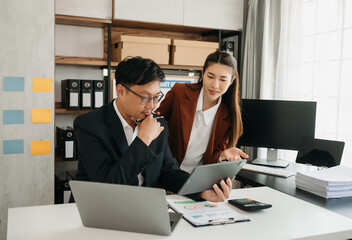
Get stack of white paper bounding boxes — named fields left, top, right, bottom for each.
left=296, top=165, right=352, bottom=198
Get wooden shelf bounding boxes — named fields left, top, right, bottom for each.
left=55, top=14, right=111, bottom=28
left=159, top=64, right=202, bottom=71
left=55, top=108, right=92, bottom=114
left=111, top=19, right=239, bottom=36
left=55, top=14, right=239, bottom=35
left=55, top=56, right=119, bottom=67
left=55, top=15, right=224, bottom=71
left=55, top=102, right=92, bottom=114
left=55, top=156, right=77, bottom=162
left=56, top=56, right=202, bottom=70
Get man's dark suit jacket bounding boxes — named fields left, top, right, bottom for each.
left=74, top=101, right=189, bottom=194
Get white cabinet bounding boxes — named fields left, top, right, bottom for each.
left=114, top=0, right=183, bottom=25
left=184, top=0, right=243, bottom=30
left=55, top=0, right=112, bottom=19
left=114, top=0, right=243, bottom=30
left=55, top=25, right=104, bottom=58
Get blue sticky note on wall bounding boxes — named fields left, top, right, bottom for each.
left=3, top=76, right=25, bottom=91
left=3, top=139, right=24, bottom=154
left=3, top=110, right=24, bottom=124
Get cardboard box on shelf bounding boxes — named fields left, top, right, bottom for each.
left=112, top=35, right=171, bottom=64
left=171, top=39, right=219, bottom=66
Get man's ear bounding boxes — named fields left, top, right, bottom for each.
left=116, top=84, right=124, bottom=96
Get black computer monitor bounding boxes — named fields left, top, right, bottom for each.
left=238, top=99, right=317, bottom=167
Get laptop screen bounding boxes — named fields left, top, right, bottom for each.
left=296, top=138, right=345, bottom=167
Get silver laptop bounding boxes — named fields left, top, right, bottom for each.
left=69, top=180, right=182, bottom=236
left=296, top=138, right=345, bottom=167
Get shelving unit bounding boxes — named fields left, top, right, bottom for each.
left=55, top=15, right=110, bottom=165
left=54, top=14, right=241, bottom=165
left=54, top=13, right=238, bottom=110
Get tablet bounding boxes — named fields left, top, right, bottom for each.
left=178, top=160, right=246, bottom=195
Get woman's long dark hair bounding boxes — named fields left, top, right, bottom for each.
left=189, top=50, right=243, bottom=147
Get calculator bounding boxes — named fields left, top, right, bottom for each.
left=228, top=198, right=272, bottom=211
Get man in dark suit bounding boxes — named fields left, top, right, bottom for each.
left=74, top=56, right=232, bottom=202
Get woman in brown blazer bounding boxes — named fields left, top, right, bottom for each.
left=157, top=51, right=248, bottom=173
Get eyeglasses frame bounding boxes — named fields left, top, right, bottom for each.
left=120, top=83, right=164, bottom=105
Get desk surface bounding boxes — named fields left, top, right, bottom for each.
left=236, top=163, right=352, bottom=219
left=7, top=187, right=352, bottom=240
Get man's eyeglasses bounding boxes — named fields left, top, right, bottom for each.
left=121, top=83, right=164, bottom=105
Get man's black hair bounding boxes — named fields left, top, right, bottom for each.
left=115, top=56, right=165, bottom=86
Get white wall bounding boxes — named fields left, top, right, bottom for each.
left=0, top=0, right=55, bottom=239
left=56, top=0, right=112, bottom=19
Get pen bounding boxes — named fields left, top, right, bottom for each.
left=135, top=116, right=164, bottom=123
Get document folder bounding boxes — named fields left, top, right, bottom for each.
left=55, top=171, right=75, bottom=204
left=93, top=80, right=105, bottom=109
left=61, top=79, right=80, bottom=109
left=81, top=80, right=93, bottom=109
left=222, top=40, right=235, bottom=57
left=56, top=126, right=76, bottom=160
left=167, top=195, right=249, bottom=227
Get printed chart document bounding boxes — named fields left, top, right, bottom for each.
left=167, top=195, right=249, bottom=226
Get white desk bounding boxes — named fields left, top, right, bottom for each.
left=237, top=163, right=352, bottom=218
left=7, top=187, right=352, bottom=240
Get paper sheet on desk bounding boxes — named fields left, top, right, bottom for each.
left=296, top=181, right=352, bottom=198
left=296, top=165, right=352, bottom=186
left=296, top=165, right=352, bottom=198
left=167, top=195, right=248, bottom=226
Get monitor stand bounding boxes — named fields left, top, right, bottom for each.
left=251, top=148, right=289, bottom=168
